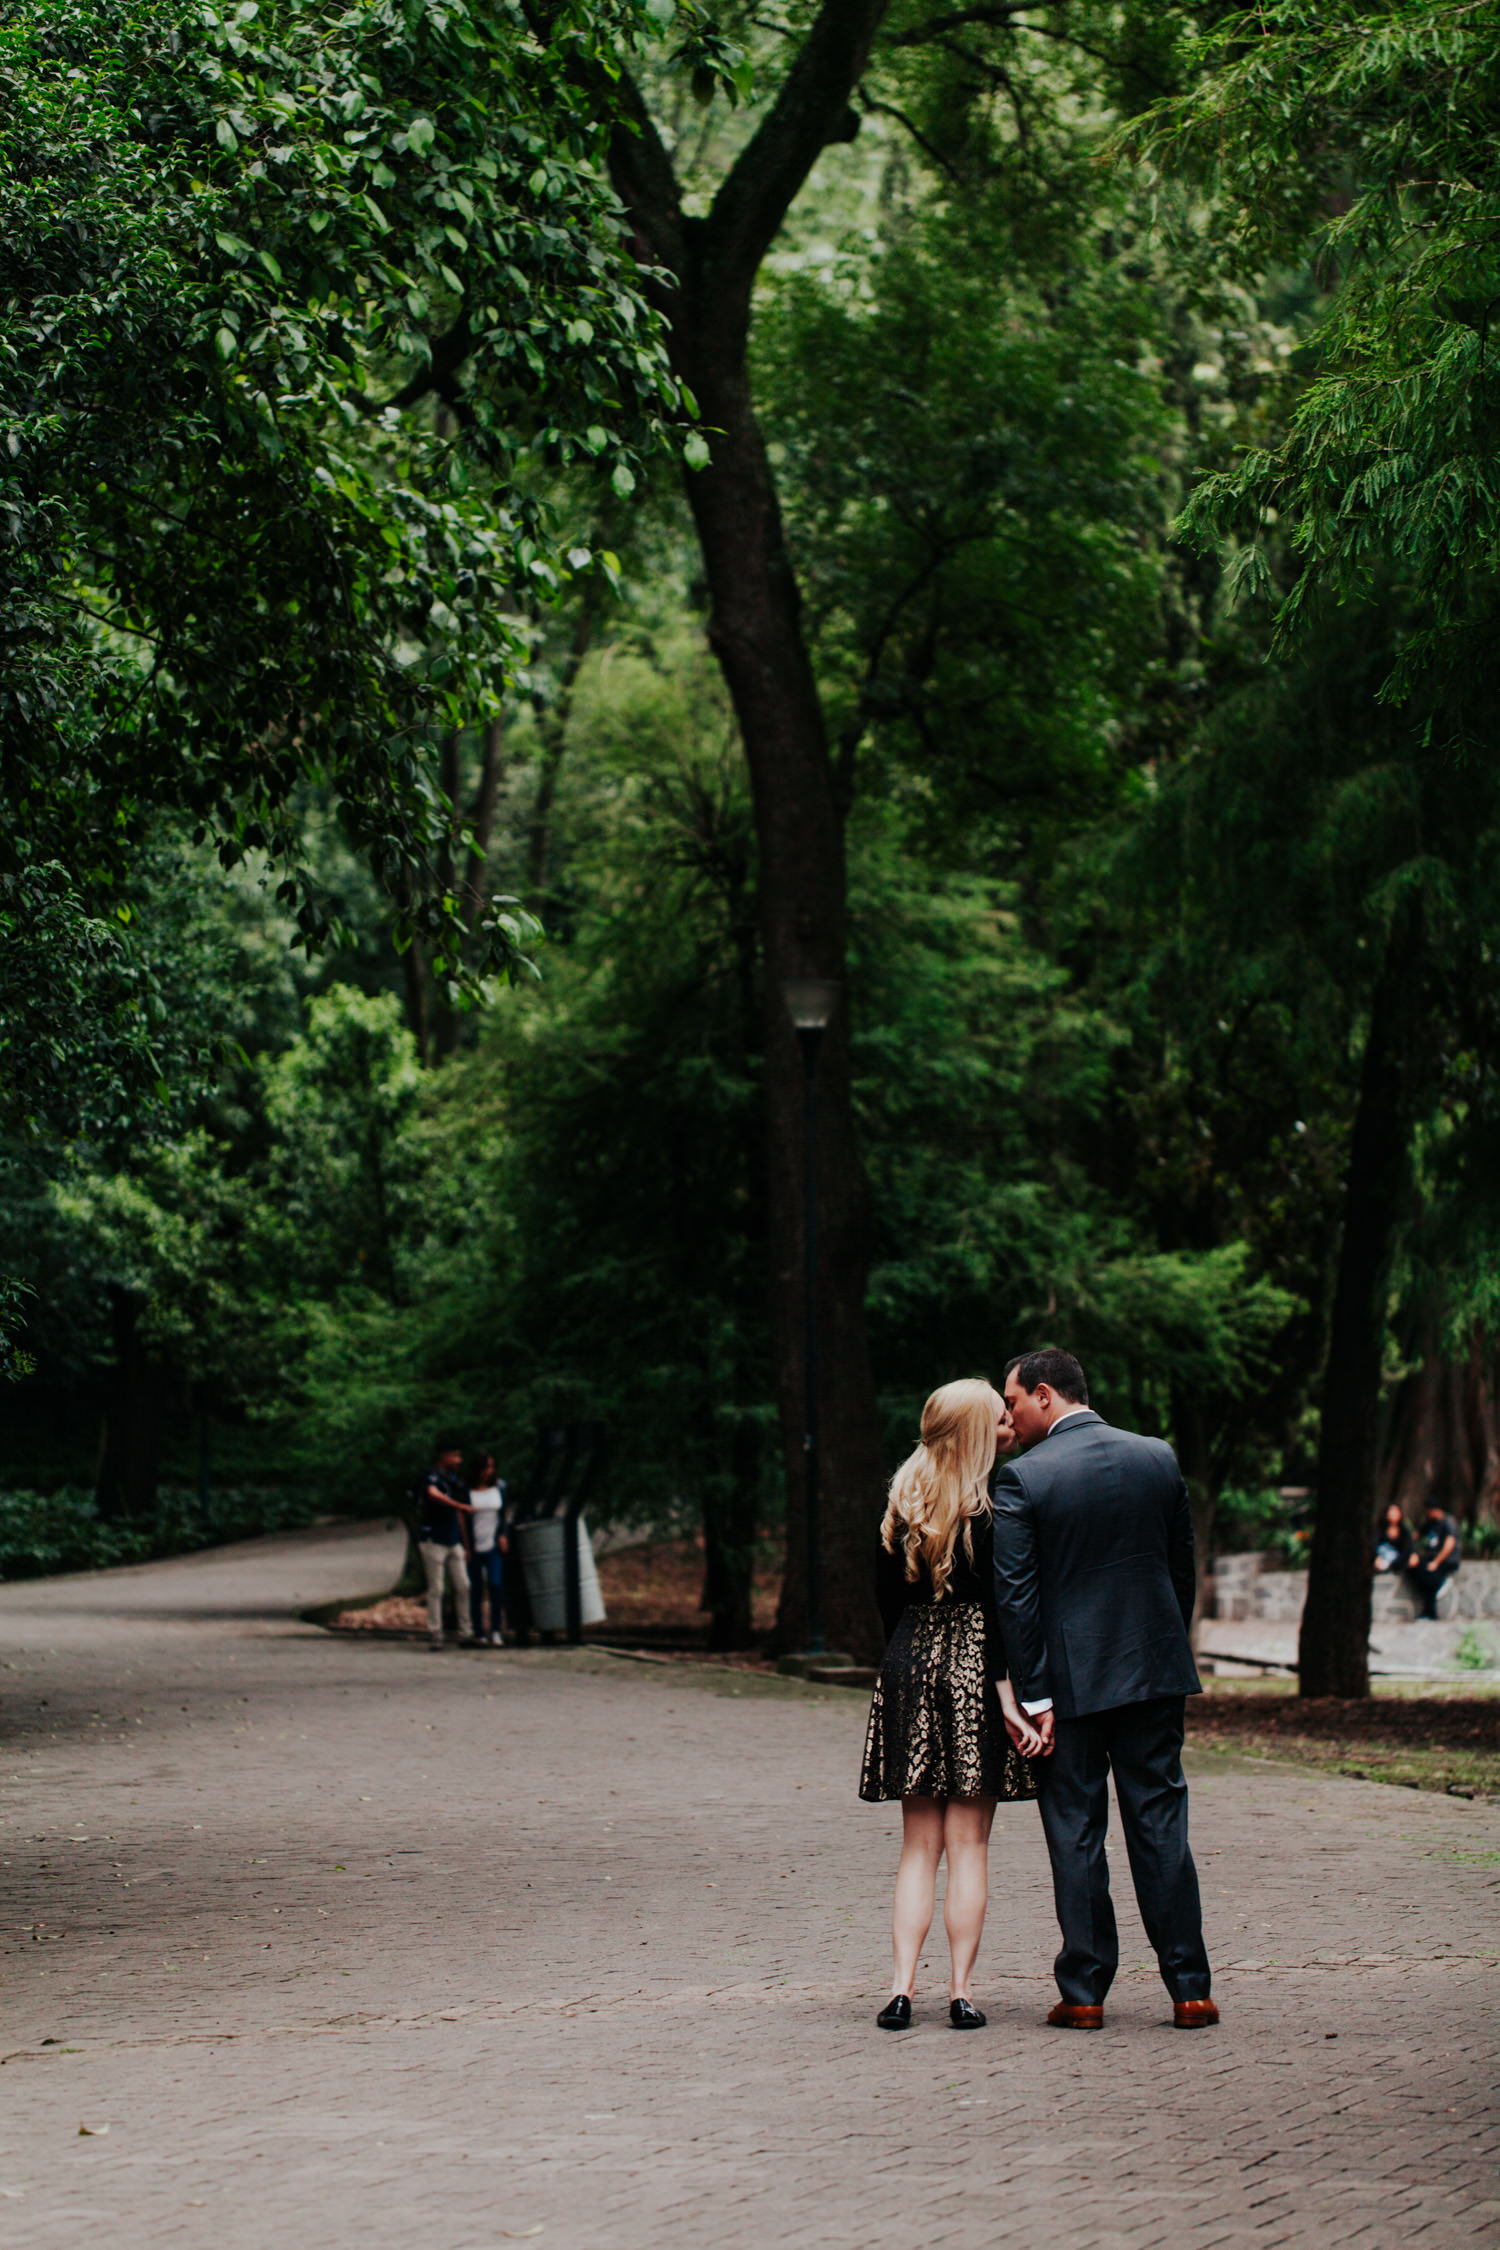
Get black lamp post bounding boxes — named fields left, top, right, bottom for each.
left=780, top=975, right=841, bottom=1657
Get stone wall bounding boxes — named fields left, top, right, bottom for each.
left=1211, top=1551, right=1500, bottom=1624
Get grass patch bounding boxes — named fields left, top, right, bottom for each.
left=1188, top=1683, right=1500, bottom=1799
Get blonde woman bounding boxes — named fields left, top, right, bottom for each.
left=860, top=1378, right=1041, bottom=2030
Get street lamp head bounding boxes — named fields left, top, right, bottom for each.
left=780, top=975, right=841, bottom=1031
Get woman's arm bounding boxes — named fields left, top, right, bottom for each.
left=996, top=1673, right=1043, bottom=1757
left=974, top=1518, right=1008, bottom=1680
left=874, top=1538, right=908, bottom=1645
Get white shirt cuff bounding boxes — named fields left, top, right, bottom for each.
left=1021, top=1698, right=1053, bottom=1715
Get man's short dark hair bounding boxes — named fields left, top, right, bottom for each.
left=433, top=1434, right=464, bottom=1457
left=1008, top=1349, right=1088, bottom=1405
left=1001, top=1354, right=1025, bottom=1382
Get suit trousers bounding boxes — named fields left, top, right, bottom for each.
left=1035, top=1694, right=1211, bottom=2007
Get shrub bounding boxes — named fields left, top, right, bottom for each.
left=0, top=1489, right=152, bottom=1579
left=1214, top=1487, right=1313, bottom=1567
left=0, top=1482, right=335, bottom=1580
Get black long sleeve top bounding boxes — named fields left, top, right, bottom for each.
left=875, top=1514, right=1007, bottom=1683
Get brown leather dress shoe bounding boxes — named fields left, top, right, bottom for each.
left=1046, top=2001, right=1104, bottom=2029
left=1173, top=1998, right=1220, bottom=2028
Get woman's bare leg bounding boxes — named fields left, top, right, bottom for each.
left=942, top=1797, right=996, bottom=2001
left=891, top=1796, right=945, bottom=1997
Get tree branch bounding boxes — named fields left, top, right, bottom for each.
left=857, top=89, right=963, bottom=182
left=606, top=69, right=691, bottom=281
left=892, top=5, right=1027, bottom=45
left=832, top=535, right=976, bottom=806
left=381, top=306, right=475, bottom=420
left=893, top=6, right=1144, bottom=88
left=703, top=0, right=893, bottom=304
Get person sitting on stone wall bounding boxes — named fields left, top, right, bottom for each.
left=1374, top=1501, right=1415, bottom=1574
left=1407, top=1498, right=1462, bottom=1620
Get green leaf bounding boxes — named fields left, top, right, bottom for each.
left=406, top=116, right=436, bottom=155
left=610, top=461, right=636, bottom=497
left=683, top=430, right=710, bottom=471
left=215, top=327, right=238, bottom=360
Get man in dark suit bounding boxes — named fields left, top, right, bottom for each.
left=992, top=1348, right=1217, bottom=2030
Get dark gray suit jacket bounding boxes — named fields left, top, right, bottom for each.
left=991, top=1411, right=1200, bottom=1720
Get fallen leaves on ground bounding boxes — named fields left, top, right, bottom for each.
left=1188, top=1691, right=1499, bottom=1797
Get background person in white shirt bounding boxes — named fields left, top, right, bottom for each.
left=466, top=1451, right=508, bottom=1647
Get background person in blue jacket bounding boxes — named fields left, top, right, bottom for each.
left=418, top=1438, right=475, bottom=1651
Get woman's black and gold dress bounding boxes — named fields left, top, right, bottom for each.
left=859, top=1514, right=1037, bottom=1804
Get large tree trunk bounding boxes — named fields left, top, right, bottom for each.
left=1299, top=917, right=1417, bottom=1697
left=95, top=1285, right=167, bottom=1521
left=701, top=794, right=772, bottom=1651
left=526, top=586, right=605, bottom=906
left=1171, top=1388, right=1215, bottom=1642
left=1381, top=1312, right=1500, bottom=1529
left=432, top=717, right=506, bottom=1061
left=703, top=1418, right=762, bottom=1649
left=1467, top=1340, right=1500, bottom=1525
left=675, top=333, right=885, bottom=1658
left=605, top=2, right=892, bottom=1658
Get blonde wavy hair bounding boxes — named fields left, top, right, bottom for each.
left=880, top=1378, right=1004, bottom=1600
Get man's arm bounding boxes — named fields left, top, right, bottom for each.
left=991, top=1466, right=1050, bottom=1711
left=1167, top=1467, right=1196, bottom=1629
left=425, top=1482, right=475, bottom=1514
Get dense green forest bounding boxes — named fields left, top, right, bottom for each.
left=3, top=0, right=1498, bottom=1687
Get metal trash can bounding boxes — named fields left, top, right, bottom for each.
left=516, top=1515, right=606, bottom=1632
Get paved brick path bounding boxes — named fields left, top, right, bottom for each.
left=1, top=1524, right=1497, bottom=2249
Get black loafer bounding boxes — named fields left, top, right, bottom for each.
left=949, top=1998, right=986, bottom=2029
left=877, top=1994, right=913, bottom=2030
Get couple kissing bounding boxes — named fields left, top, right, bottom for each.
left=860, top=1349, right=1217, bottom=2035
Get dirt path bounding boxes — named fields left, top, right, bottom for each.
left=1, top=1526, right=1496, bottom=2248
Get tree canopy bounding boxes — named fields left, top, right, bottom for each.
left=4, top=0, right=1498, bottom=1684
left=1138, top=0, right=1500, bottom=716
left=3, top=0, right=681, bottom=974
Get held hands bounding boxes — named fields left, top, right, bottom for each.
left=1002, top=1704, right=1044, bottom=1758
left=997, top=1679, right=1052, bottom=1758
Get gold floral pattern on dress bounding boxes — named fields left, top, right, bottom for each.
left=859, top=1599, right=1037, bottom=1804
